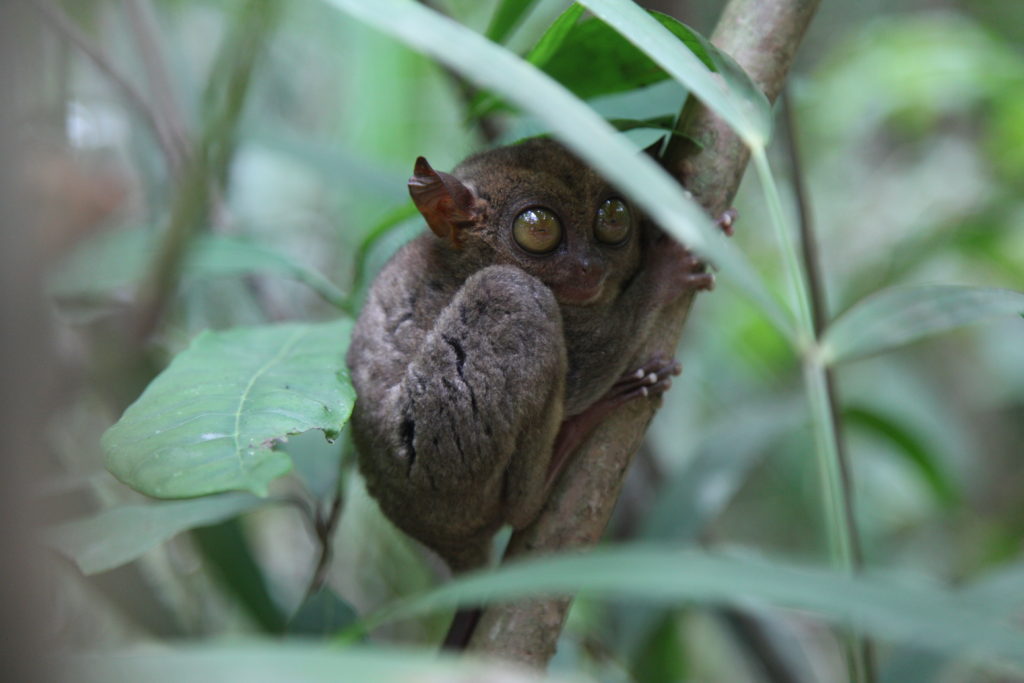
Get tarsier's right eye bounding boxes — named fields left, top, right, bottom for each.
left=512, top=207, right=562, bottom=254
left=594, top=198, right=631, bottom=245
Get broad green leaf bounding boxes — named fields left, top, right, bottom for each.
left=104, top=319, right=355, bottom=498
left=365, top=547, right=1024, bottom=667
left=526, top=3, right=585, bottom=67
left=322, top=0, right=794, bottom=339
left=45, top=493, right=268, bottom=575
left=844, top=406, right=959, bottom=506
left=577, top=0, right=771, bottom=147
left=485, top=0, right=540, bottom=44
left=821, top=285, right=1024, bottom=363
left=471, top=9, right=718, bottom=120
left=469, top=3, right=584, bottom=118
left=543, top=11, right=715, bottom=101
left=61, top=644, right=572, bottom=683
left=51, top=230, right=346, bottom=309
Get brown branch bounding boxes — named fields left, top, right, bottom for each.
left=30, top=0, right=185, bottom=176
left=303, top=490, right=345, bottom=600
left=125, top=0, right=193, bottom=176
left=466, top=0, right=821, bottom=666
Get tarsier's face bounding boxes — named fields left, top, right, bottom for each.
left=453, top=138, right=644, bottom=307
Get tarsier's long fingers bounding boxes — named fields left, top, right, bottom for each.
left=684, top=271, right=715, bottom=292
left=610, top=354, right=683, bottom=403
left=668, top=207, right=738, bottom=292
left=717, top=207, right=738, bottom=236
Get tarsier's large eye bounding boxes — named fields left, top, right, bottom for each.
left=513, top=207, right=562, bottom=253
left=594, top=198, right=631, bottom=245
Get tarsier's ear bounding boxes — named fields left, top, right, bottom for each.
left=409, top=157, right=479, bottom=248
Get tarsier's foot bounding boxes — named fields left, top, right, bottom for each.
left=547, top=355, right=683, bottom=482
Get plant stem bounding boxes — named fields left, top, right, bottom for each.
left=303, top=490, right=344, bottom=600
left=136, top=0, right=281, bottom=338
left=751, top=148, right=815, bottom=348
left=756, top=127, right=870, bottom=682
left=781, top=88, right=874, bottom=682
left=125, top=0, right=193, bottom=178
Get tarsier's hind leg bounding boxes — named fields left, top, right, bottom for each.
left=397, top=265, right=567, bottom=556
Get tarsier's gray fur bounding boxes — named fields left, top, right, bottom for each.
left=347, top=139, right=699, bottom=570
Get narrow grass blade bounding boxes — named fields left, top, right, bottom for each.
left=821, top=285, right=1024, bottom=364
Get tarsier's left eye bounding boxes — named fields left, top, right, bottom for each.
left=594, top=198, right=631, bottom=245
left=513, top=207, right=562, bottom=254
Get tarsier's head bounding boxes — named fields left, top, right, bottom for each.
left=408, top=138, right=644, bottom=306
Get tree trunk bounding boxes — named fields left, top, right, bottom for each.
left=466, top=0, right=821, bottom=666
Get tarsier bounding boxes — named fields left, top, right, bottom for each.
left=347, top=138, right=729, bottom=572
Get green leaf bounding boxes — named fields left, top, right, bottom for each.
left=322, top=0, right=794, bottom=339
left=631, top=615, right=689, bottom=683
left=485, top=0, right=540, bottom=44
left=347, top=202, right=422, bottom=308
left=366, top=547, right=1024, bottom=667
left=61, top=644, right=565, bottom=683
left=821, top=285, right=1024, bottom=364
left=288, top=588, right=360, bottom=636
left=607, top=115, right=678, bottom=134
left=469, top=3, right=584, bottom=118
left=50, top=228, right=153, bottom=301
left=188, top=236, right=348, bottom=309
left=525, top=3, right=585, bottom=67
left=192, top=517, right=286, bottom=633
left=844, top=406, right=959, bottom=506
left=45, top=493, right=268, bottom=575
left=543, top=11, right=715, bottom=102
left=51, top=230, right=347, bottom=309
left=963, top=562, right=1024, bottom=620
left=104, top=319, right=356, bottom=498
left=576, top=0, right=771, bottom=147
left=471, top=9, right=718, bottom=120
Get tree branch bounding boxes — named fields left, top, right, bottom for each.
left=31, top=0, right=186, bottom=177
left=125, top=0, right=193, bottom=177
left=466, top=0, right=821, bottom=666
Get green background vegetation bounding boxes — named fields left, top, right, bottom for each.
left=12, top=0, right=1024, bottom=680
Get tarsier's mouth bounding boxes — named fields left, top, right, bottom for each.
left=553, top=279, right=605, bottom=306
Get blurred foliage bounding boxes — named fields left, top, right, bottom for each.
left=22, top=0, right=1024, bottom=681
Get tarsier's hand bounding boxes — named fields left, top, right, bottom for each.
left=647, top=207, right=737, bottom=300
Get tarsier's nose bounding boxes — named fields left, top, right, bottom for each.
left=575, top=255, right=605, bottom=279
